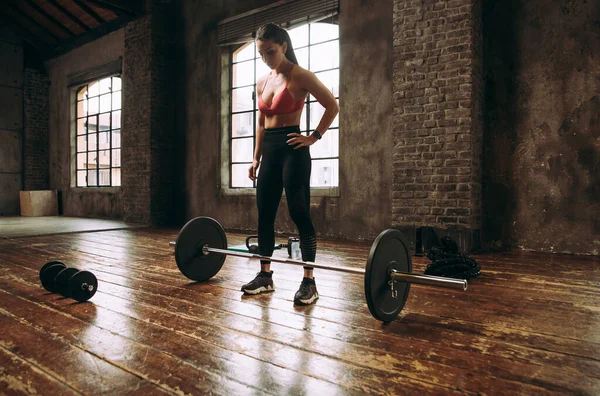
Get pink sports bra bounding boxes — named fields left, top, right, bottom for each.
left=258, top=65, right=305, bottom=116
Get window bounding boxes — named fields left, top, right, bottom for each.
left=229, top=22, right=339, bottom=188
left=74, top=76, right=122, bottom=187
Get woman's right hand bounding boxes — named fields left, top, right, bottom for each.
left=248, top=160, right=260, bottom=181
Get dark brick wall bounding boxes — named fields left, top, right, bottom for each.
left=122, top=0, right=180, bottom=225
left=392, top=0, right=483, bottom=250
left=122, top=15, right=152, bottom=224
left=23, top=69, right=50, bottom=191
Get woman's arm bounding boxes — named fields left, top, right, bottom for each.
left=301, top=70, right=339, bottom=139
left=286, top=69, right=340, bottom=149
left=249, top=110, right=265, bottom=181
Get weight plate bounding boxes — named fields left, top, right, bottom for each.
left=68, top=270, right=98, bottom=302
left=175, top=216, right=227, bottom=281
left=53, top=267, right=79, bottom=297
left=41, top=263, right=68, bottom=293
left=364, top=229, right=412, bottom=323
left=39, top=261, right=66, bottom=284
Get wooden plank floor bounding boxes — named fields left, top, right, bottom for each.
left=0, top=227, right=598, bottom=395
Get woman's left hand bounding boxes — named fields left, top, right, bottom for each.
left=286, top=133, right=317, bottom=149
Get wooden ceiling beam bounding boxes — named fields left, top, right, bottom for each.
left=6, top=2, right=61, bottom=41
left=72, top=0, right=106, bottom=24
left=79, top=0, right=142, bottom=17
left=24, top=0, right=76, bottom=37
left=46, top=0, right=91, bottom=32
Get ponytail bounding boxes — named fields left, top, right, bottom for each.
left=256, top=22, right=299, bottom=65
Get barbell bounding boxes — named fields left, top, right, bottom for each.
left=170, top=216, right=467, bottom=322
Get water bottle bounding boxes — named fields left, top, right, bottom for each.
left=290, top=237, right=301, bottom=260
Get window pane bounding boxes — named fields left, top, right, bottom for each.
left=99, top=113, right=110, bottom=131
left=256, top=60, right=270, bottom=81
left=100, top=93, right=111, bottom=113
left=77, top=86, right=87, bottom=101
left=88, top=116, right=97, bottom=133
left=88, top=82, right=99, bottom=97
left=77, top=153, right=86, bottom=169
left=77, top=135, right=87, bottom=153
left=310, top=23, right=339, bottom=44
left=235, top=42, right=254, bottom=62
left=310, top=128, right=339, bottom=159
left=233, top=60, right=254, bottom=88
left=232, top=86, right=254, bottom=112
left=112, top=149, right=121, bottom=167
left=289, top=25, right=308, bottom=48
left=77, top=118, right=86, bottom=135
left=231, top=137, right=254, bottom=162
left=112, top=91, right=121, bottom=110
left=300, top=107, right=307, bottom=132
left=309, top=100, right=339, bottom=130
left=112, top=77, right=121, bottom=91
left=98, top=149, right=110, bottom=166
left=112, top=130, right=121, bottom=148
left=232, top=164, right=253, bottom=187
left=99, top=78, right=111, bottom=95
left=89, top=133, right=97, bottom=151
left=112, top=110, right=121, bottom=129
left=99, top=169, right=110, bottom=186
left=232, top=112, right=254, bottom=137
left=87, top=170, right=98, bottom=186
left=77, top=170, right=86, bottom=186
left=111, top=168, right=121, bottom=186
left=88, top=96, right=99, bottom=114
left=77, top=100, right=87, bottom=116
left=310, top=40, right=339, bottom=72
left=98, top=132, right=110, bottom=150
left=310, top=159, right=338, bottom=187
left=315, top=69, right=339, bottom=97
left=295, top=47, right=308, bottom=68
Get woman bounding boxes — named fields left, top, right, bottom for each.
left=240, top=22, right=339, bottom=305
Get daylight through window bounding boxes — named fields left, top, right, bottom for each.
left=230, top=22, right=339, bottom=188
left=75, top=76, right=122, bottom=187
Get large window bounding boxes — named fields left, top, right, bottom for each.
left=74, top=76, right=122, bottom=187
left=229, top=22, right=339, bottom=188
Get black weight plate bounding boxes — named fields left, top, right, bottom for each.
left=175, top=216, right=227, bottom=281
left=364, top=229, right=412, bottom=322
left=39, top=261, right=66, bottom=284
left=53, top=267, right=79, bottom=297
left=41, top=263, right=68, bottom=292
left=68, top=270, right=98, bottom=302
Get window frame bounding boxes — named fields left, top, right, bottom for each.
left=70, top=74, right=122, bottom=189
left=220, top=22, right=340, bottom=197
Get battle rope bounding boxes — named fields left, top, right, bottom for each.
left=424, top=236, right=481, bottom=280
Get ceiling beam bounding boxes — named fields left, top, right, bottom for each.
left=50, top=15, right=133, bottom=60
left=24, top=0, right=76, bottom=38
left=6, top=2, right=61, bottom=42
left=46, top=0, right=91, bottom=32
left=0, top=13, right=52, bottom=58
left=80, top=0, right=142, bottom=17
left=72, top=0, right=106, bottom=24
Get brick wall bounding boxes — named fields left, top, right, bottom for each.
left=392, top=0, right=483, bottom=250
left=23, top=68, right=50, bottom=191
left=122, top=0, right=179, bottom=225
left=122, top=15, right=152, bottom=224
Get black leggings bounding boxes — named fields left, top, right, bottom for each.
left=257, top=125, right=316, bottom=268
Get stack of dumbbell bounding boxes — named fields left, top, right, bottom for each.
left=39, top=261, right=98, bottom=302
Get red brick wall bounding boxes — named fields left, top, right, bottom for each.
left=392, top=0, right=483, bottom=242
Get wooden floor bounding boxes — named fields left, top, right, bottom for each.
left=0, top=227, right=598, bottom=395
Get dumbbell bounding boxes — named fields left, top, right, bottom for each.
left=39, top=261, right=98, bottom=302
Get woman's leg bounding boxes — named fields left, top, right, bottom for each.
left=283, top=146, right=319, bottom=305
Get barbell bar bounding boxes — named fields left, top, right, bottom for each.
left=170, top=216, right=468, bottom=322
